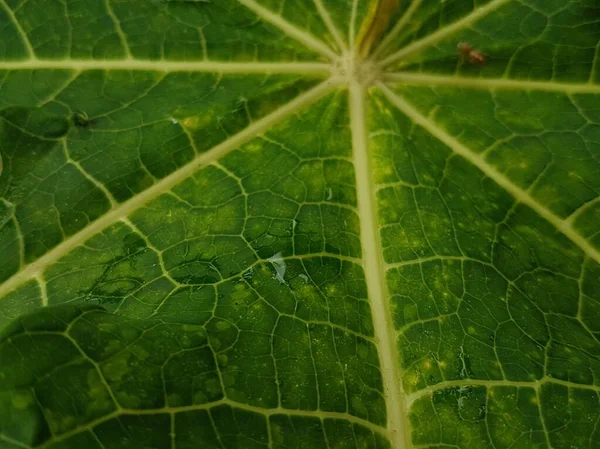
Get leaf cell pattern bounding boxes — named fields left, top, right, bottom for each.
left=0, top=1, right=599, bottom=448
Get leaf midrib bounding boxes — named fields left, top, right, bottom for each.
left=349, top=82, right=409, bottom=449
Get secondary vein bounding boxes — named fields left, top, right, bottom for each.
left=380, top=0, right=512, bottom=67
left=0, top=0, right=36, bottom=59
left=384, top=72, right=600, bottom=94
left=0, top=80, right=336, bottom=299
left=237, top=0, right=338, bottom=60
left=0, top=59, right=332, bottom=75
left=377, top=82, right=600, bottom=266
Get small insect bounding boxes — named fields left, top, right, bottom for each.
left=72, top=110, right=92, bottom=128
left=457, top=42, right=486, bottom=65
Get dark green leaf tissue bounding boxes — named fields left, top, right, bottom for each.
left=1, top=0, right=599, bottom=448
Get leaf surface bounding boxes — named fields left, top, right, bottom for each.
left=1, top=1, right=599, bottom=448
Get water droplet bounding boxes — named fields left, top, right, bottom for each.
left=267, top=252, right=286, bottom=283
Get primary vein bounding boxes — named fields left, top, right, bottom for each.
left=237, top=0, right=338, bottom=60
left=0, top=59, right=332, bottom=74
left=377, top=82, right=600, bottom=266
left=380, top=0, right=512, bottom=67
left=372, top=0, right=423, bottom=58
left=313, top=0, right=348, bottom=52
left=349, top=82, right=409, bottom=449
left=0, top=80, right=336, bottom=299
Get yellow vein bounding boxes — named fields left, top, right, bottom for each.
left=104, top=0, right=132, bottom=58
left=0, top=0, right=36, bottom=59
left=377, top=82, right=600, bottom=266
left=380, top=0, right=512, bottom=67
left=313, top=0, right=348, bottom=52
left=0, top=80, right=335, bottom=299
left=372, top=0, right=423, bottom=59
left=405, top=377, right=600, bottom=408
left=237, top=0, right=338, bottom=60
left=0, top=59, right=332, bottom=75
left=349, top=82, right=409, bottom=449
left=384, top=72, right=600, bottom=94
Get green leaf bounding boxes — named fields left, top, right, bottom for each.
left=1, top=1, right=599, bottom=448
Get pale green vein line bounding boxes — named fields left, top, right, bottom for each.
left=10, top=213, right=25, bottom=268
left=36, top=274, right=48, bottom=307
left=62, top=139, right=118, bottom=208
left=577, top=258, right=587, bottom=322
left=137, top=400, right=390, bottom=432
left=383, top=72, right=600, bottom=94
left=237, top=0, right=338, bottom=60
left=170, top=413, right=176, bottom=449
left=377, top=82, right=600, bottom=266
left=313, top=0, right=348, bottom=52
left=349, top=0, right=359, bottom=48
left=57, top=0, right=71, bottom=58
left=349, top=82, right=408, bottom=449
left=0, top=59, right=332, bottom=75
left=0, top=80, right=336, bottom=299
left=536, top=387, right=554, bottom=449
left=38, top=70, right=80, bottom=106
left=0, top=0, right=36, bottom=59
left=280, top=252, right=363, bottom=266
left=380, top=0, right=512, bottom=67
left=207, top=412, right=226, bottom=449
left=38, top=398, right=387, bottom=449
left=303, top=318, right=375, bottom=343
left=405, top=377, right=600, bottom=408
left=104, top=0, right=132, bottom=58
left=590, top=39, right=600, bottom=84
left=385, top=255, right=472, bottom=270
left=63, top=332, right=123, bottom=408
left=0, top=434, right=29, bottom=449
left=120, top=218, right=182, bottom=288
left=372, top=0, right=423, bottom=59
left=567, top=196, right=600, bottom=225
